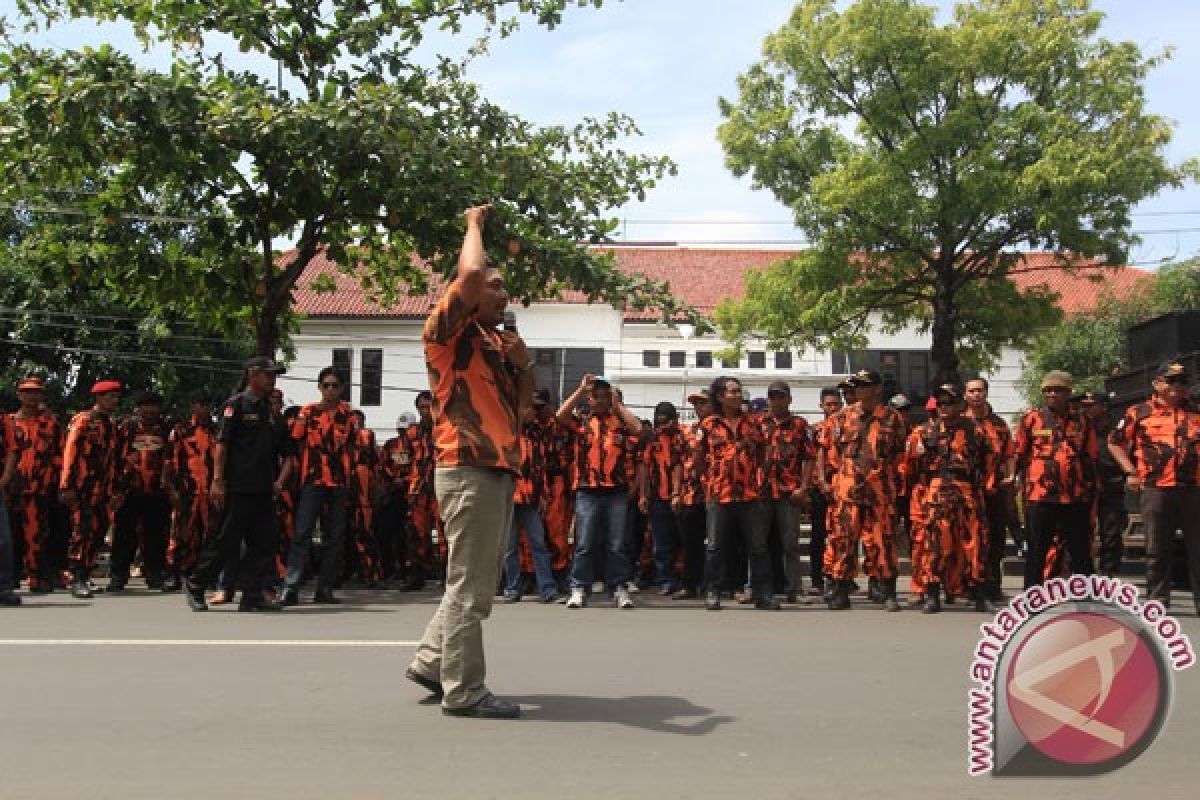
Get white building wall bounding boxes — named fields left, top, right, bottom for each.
left=290, top=305, right=1031, bottom=436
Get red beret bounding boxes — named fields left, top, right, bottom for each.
left=17, top=376, right=45, bottom=392
left=925, top=397, right=938, bottom=412
left=90, top=379, right=123, bottom=395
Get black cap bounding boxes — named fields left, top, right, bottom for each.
left=933, top=383, right=962, bottom=401
left=850, top=369, right=882, bottom=387
left=686, top=389, right=711, bottom=403
left=654, top=401, right=678, bottom=421
left=245, top=356, right=285, bottom=374
left=134, top=390, right=164, bottom=407
left=532, top=388, right=554, bottom=407
left=1077, top=390, right=1106, bottom=405
left=1156, top=361, right=1188, bottom=380
left=766, top=380, right=791, bottom=396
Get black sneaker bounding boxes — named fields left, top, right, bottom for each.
left=107, top=579, right=127, bottom=593
left=278, top=587, right=300, bottom=606
left=161, top=575, right=182, bottom=593
left=184, top=582, right=208, bottom=612
left=405, top=667, right=444, bottom=699
left=0, top=592, right=22, bottom=607
left=704, top=591, right=721, bottom=611
left=313, top=588, right=341, bottom=604
left=238, top=594, right=283, bottom=612
left=755, top=596, right=782, bottom=611
left=70, top=580, right=94, bottom=599
left=442, top=693, right=520, bottom=719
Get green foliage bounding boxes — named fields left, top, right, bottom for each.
left=715, top=0, right=1196, bottom=383
left=0, top=1, right=692, bottom=357
left=1021, top=258, right=1200, bottom=404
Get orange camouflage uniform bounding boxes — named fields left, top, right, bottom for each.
left=6, top=411, right=63, bottom=589
left=165, top=415, right=216, bottom=576
left=60, top=409, right=120, bottom=579
left=821, top=403, right=907, bottom=581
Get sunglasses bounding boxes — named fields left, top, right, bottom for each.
left=321, top=382, right=342, bottom=389
left=1041, top=387, right=1069, bottom=394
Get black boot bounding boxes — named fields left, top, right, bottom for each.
left=313, top=587, right=341, bottom=604
left=184, top=579, right=208, bottom=612
left=882, top=577, right=900, bottom=612
left=866, top=576, right=883, bottom=604
left=974, top=585, right=995, bottom=613
left=828, top=581, right=851, bottom=610
left=161, top=573, right=182, bottom=593
left=239, top=592, right=284, bottom=612
left=923, top=583, right=942, bottom=614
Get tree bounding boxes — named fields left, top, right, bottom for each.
left=1, top=1, right=692, bottom=357
left=0, top=204, right=252, bottom=413
left=715, top=0, right=1197, bottom=384
left=1020, top=258, right=1200, bottom=403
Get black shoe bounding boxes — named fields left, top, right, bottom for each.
left=882, top=578, right=901, bottom=612
left=866, top=576, right=883, bottom=604
left=704, top=591, right=722, bottom=611
left=786, top=591, right=798, bottom=604
left=974, top=587, right=995, bottom=613
left=29, top=584, right=53, bottom=595
left=442, top=693, right=521, bottom=719
left=161, top=575, right=182, bottom=593
left=923, top=585, right=942, bottom=614
left=71, top=580, right=94, bottom=599
left=0, top=592, right=22, bottom=607
left=278, top=587, right=300, bottom=606
left=107, top=578, right=127, bottom=593
left=828, top=582, right=851, bottom=610
left=184, top=583, right=208, bottom=612
left=402, top=575, right=425, bottom=592
left=672, top=587, right=697, bottom=600
left=405, top=667, right=444, bottom=699
left=144, top=576, right=164, bottom=590
left=313, top=588, right=340, bottom=604
left=755, top=595, right=782, bottom=611
left=539, top=593, right=560, bottom=604
left=239, top=594, right=283, bottom=612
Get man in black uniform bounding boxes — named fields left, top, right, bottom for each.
left=185, top=357, right=293, bottom=612
left=1079, top=391, right=1127, bottom=577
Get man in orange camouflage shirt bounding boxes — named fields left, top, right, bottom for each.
left=1109, top=361, right=1200, bottom=611
left=6, top=376, right=63, bottom=594
left=280, top=367, right=360, bottom=605
left=819, top=370, right=907, bottom=611
left=1014, top=370, right=1098, bottom=588
left=110, top=391, right=172, bottom=591
left=162, top=394, right=215, bottom=592
left=964, top=378, right=1016, bottom=603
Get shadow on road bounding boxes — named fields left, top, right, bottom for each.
left=508, top=694, right=734, bottom=735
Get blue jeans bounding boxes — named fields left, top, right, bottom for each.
left=0, top=495, right=14, bottom=592
left=285, top=485, right=350, bottom=590
left=570, top=489, right=631, bottom=594
left=503, top=505, right=557, bottom=598
left=648, top=499, right=681, bottom=589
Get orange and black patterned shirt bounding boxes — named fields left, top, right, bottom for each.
left=966, top=405, right=1013, bottom=494
left=641, top=422, right=686, bottom=502
left=60, top=409, right=119, bottom=496
left=534, top=415, right=574, bottom=487
left=380, top=433, right=414, bottom=492
left=1111, top=398, right=1200, bottom=488
left=678, top=422, right=706, bottom=506
left=0, top=415, right=16, bottom=479
left=566, top=411, right=637, bottom=491
left=167, top=415, right=216, bottom=497
left=820, top=403, right=907, bottom=503
left=290, top=401, right=359, bottom=489
left=761, top=413, right=813, bottom=500
left=423, top=280, right=522, bottom=474
left=7, top=411, right=62, bottom=496
left=407, top=423, right=437, bottom=500
left=696, top=413, right=766, bottom=504
left=1014, top=407, right=1098, bottom=504
left=906, top=416, right=993, bottom=490
left=353, top=427, right=379, bottom=500
left=117, top=415, right=171, bottom=496
left=513, top=422, right=548, bottom=505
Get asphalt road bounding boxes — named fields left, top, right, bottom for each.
left=1, top=580, right=1197, bottom=800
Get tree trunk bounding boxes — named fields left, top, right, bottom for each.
left=930, top=281, right=960, bottom=387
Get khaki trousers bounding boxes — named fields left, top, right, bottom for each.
left=410, top=466, right=514, bottom=710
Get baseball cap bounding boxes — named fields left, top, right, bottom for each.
left=90, top=379, right=122, bottom=395
left=592, top=375, right=613, bottom=388
left=766, top=380, right=791, bottom=396
left=888, top=393, right=911, bottom=410
left=245, top=356, right=285, bottom=374
left=1156, top=361, right=1188, bottom=380
left=933, top=383, right=962, bottom=401
left=396, top=412, right=417, bottom=429
left=850, top=369, right=882, bottom=387
left=686, top=389, right=711, bottom=404
left=1040, top=370, right=1073, bottom=390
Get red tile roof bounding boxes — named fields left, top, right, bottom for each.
left=292, top=247, right=1151, bottom=320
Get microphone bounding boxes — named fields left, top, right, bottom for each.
left=502, top=311, right=518, bottom=333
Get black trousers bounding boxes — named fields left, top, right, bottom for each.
left=704, top=501, right=770, bottom=598
left=984, top=490, right=1010, bottom=595
left=1023, top=501, right=1093, bottom=588
left=1143, top=487, right=1200, bottom=605
left=676, top=503, right=707, bottom=592
left=808, top=489, right=829, bottom=587
left=377, top=491, right=409, bottom=579
left=1096, top=493, right=1129, bottom=577
left=111, top=492, right=172, bottom=583
left=189, top=492, right=277, bottom=595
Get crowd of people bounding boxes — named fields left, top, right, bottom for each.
left=0, top=354, right=1197, bottom=615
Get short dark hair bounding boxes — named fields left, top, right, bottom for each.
left=415, top=390, right=433, bottom=406
left=351, top=409, right=366, bottom=423
left=134, top=391, right=163, bottom=407
left=965, top=377, right=989, bottom=391
left=317, top=367, right=340, bottom=385
left=820, top=387, right=842, bottom=402
left=710, top=375, right=741, bottom=402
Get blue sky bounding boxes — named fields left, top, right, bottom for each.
left=4, top=0, right=1198, bottom=265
